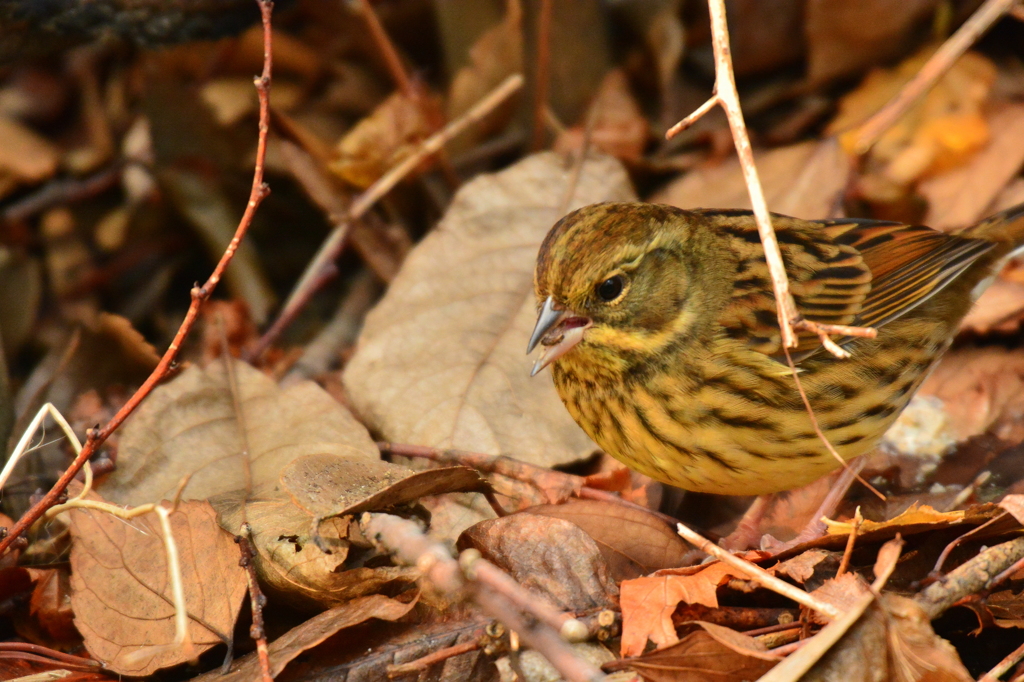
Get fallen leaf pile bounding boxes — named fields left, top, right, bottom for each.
left=2, top=2, right=1024, bottom=682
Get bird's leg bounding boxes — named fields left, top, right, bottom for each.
left=720, top=495, right=773, bottom=551
left=789, top=457, right=866, bottom=546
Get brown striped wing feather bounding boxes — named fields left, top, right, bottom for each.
left=710, top=212, right=994, bottom=359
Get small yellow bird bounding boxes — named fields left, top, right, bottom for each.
left=528, top=202, right=1024, bottom=495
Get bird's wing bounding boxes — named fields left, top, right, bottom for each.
left=705, top=211, right=992, bottom=359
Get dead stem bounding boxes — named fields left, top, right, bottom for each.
left=386, top=639, right=482, bottom=678
left=362, top=512, right=605, bottom=682
left=0, top=0, right=276, bottom=558
left=851, top=0, right=1020, bottom=154
left=978, top=638, right=1024, bottom=682
left=915, top=535, right=1024, bottom=620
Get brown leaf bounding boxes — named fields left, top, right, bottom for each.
left=27, top=568, right=77, bottom=645
left=555, top=69, right=648, bottom=163
left=344, top=152, right=634, bottom=467
left=189, top=594, right=417, bottom=682
left=651, top=138, right=850, bottom=219
left=458, top=513, right=617, bottom=612
left=986, top=589, right=1024, bottom=628
left=606, top=621, right=779, bottom=682
left=805, top=0, right=939, bottom=85
left=69, top=499, right=247, bottom=676
left=960, top=276, right=1024, bottom=335
left=920, top=104, right=1024, bottom=230
left=523, top=499, right=691, bottom=581
left=100, top=358, right=379, bottom=506
left=769, top=549, right=834, bottom=584
left=915, top=347, right=1024, bottom=442
left=998, top=494, right=1024, bottom=525
left=619, top=562, right=742, bottom=656
left=809, top=572, right=871, bottom=623
left=330, top=90, right=434, bottom=189
left=445, top=0, right=522, bottom=154
left=0, top=115, right=59, bottom=183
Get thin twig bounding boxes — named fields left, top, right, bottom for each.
left=850, top=0, right=1019, bottom=154
left=0, top=0, right=276, bottom=558
left=530, top=0, right=554, bottom=151
left=236, top=524, right=272, bottom=682
left=675, top=522, right=843, bottom=620
left=362, top=513, right=606, bottom=682
left=265, top=74, right=524, bottom=355
left=386, top=639, right=482, bottom=678
left=665, top=0, right=876, bottom=355
left=356, top=0, right=415, bottom=97
left=835, top=508, right=863, bottom=579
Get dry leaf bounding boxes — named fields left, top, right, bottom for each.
left=651, top=138, right=850, bottom=219
left=330, top=90, right=434, bottom=189
left=190, top=594, right=417, bottom=682
left=69, top=500, right=247, bottom=676
left=824, top=504, right=965, bottom=536
left=769, top=549, right=835, bottom=584
left=555, top=69, right=648, bottom=163
left=100, top=358, right=379, bottom=506
left=606, top=621, right=779, bottom=682
left=619, top=562, right=742, bottom=656
left=524, top=499, right=691, bottom=581
left=961, top=276, right=1024, bottom=335
left=445, top=0, right=522, bottom=154
left=986, top=589, right=1024, bottom=628
left=458, top=513, right=617, bottom=612
left=344, top=152, right=634, bottom=467
left=805, top=0, right=939, bottom=85
left=998, top=494, right=1024, bottom=525
left=920, top=104, right=1024, bottom=229
left=915, top=347, right=1024, bottom=442
left=0, top=115, right=59, bottom=183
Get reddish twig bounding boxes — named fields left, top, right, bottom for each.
left=850, top=0, right=1019, bottom=154
left=665, top=0, right=876, bottom=355
left=356, top=0, right=415, bottom=97
left=2, top=162, right=124, bottom=224
left=0, top=0, right=276, bottom=557
left=362, top=513, right=605, bottom=682
left=915, top=535, right=1024, bottom=620
left=386, top=638, right=481, bottom=678
left=0, top=643, right=102, bottom=671
left=236, top=524, right=272, bottom=682
left=835, top=507, right=863, bottom=579
left=931, top=511, right=1007, bottom=576
left=530, top=0, right=554, bottom=151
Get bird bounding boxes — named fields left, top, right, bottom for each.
left=528, top=201, right=1024, bottom=496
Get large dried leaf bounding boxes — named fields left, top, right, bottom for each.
left=920, top=104, right=1024, bottom=230
left=344, top=152, right=634, bottom=466
left=458, top=513, right=617, bottom=612
left=69, top=499, right=247, bottom=676
left=100, top=358, right=379, bottom=506
left=651, top=139, right=850, bottom=219
left=190, top=594, right=417, bottom=682
left=524, top=499, right=691, bottom=581
left=606, top=621, right=779, bottom=682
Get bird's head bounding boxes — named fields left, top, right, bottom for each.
left=528, top=202, right=730, bottom=375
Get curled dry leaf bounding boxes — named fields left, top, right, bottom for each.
left=189, top=594, right=417, bottom=682
left=330, top=90, right=435, bottom=189
left=998, top=494, right=1024, bottom=525
left=823, top=503, right=968, bottom=536
left=69, top=499, right=247, bottom=676
left=651, top=138, right=850, bottom=220
left=344, top=152, right=634, bottom=467
left=523, top=499, right=691, bottom=581
left=619, top=562, right=744, bottom=656
left=458, top=513, right=618, bottom=612
left=606, top=621, right=779, bottom=682
left=768, top=549, right=836, bottom=585
left=920, top=104, right=1024, bottom=230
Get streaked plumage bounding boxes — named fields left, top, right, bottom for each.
left=529, top=202, right=1024, bottom=495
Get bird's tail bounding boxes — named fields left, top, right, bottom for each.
left=963, top=201, right=1024, bottom=257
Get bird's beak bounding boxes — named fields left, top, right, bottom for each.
left=527, top=296, right=591, bottom=376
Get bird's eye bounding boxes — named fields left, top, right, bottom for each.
left=596, top=275, right=625, bottom=302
